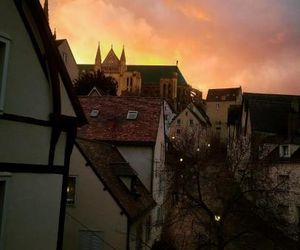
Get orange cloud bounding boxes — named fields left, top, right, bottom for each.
left=44, top=0, right=300, bottom=96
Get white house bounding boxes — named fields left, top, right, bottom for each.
left=169, top=102, right=211, bottom=149
left=56, top=39, right=79, bottom=83
left=0, top=1, right=86, bottom=249
left=63, top=139, right=155, bottom=250
left=77, top=96, right=167, bottom=247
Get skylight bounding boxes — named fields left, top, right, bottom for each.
left=127, top=110, right=138, bottom=120
left=90, top=109, right=99, bottom=117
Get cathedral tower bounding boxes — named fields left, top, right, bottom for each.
left=94, top=42, right=102, bottom=72
left=120, top=46, right=127, bottom=74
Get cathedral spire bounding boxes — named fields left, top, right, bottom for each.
left=94, top=42, right=102, bottom=72
left=43, top=0, right=49, bottom=23
left=120, top=45, right=126, bottom=64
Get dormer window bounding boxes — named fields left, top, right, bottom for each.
left=90, top=109, right=99, bottom=117
left=280, top=145, right=290, bottom=158
left=127, top=110, right=138, bottom=120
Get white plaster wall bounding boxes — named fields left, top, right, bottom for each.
left=163, top=100, right=176, bottom=136
left=117, top=146, right=153, bottom=191
left=3, top=173, right=62, bottom=250
left=0, top=0, right=52, bottom=120
left=0, top=120, right=66, bottom=166
left=59, top=78, right=76, bottom=117
left=151, top=108, right=166, bottom=244
left=57, top=41, right=79, bottom=82
left=0, top=120, right=51, bottom=164
left=64, top=147, right=128, bottom=250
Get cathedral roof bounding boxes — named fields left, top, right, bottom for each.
left=77, top=64, right=189, bottom=86
left=102, top=48, right=120, bottom=66
left=127, top=65, right=187, bottom=86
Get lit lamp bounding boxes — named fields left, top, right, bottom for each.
left=214, top=215, right=221, bottom=221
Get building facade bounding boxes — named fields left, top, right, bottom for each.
left=0, top=1, right=86, bottom=249
left=78, top=45, right=201, bottom=111
left=206, top=87, right=242, bottom=142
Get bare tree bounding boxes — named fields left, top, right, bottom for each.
left=161, top=134, right=298, bottom=250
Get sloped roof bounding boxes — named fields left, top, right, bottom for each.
left=76, top=139, right=156, bottom=221
left=189, top=102, right=211, bottom=126
left=15, top=0, right=86, bottom=125
left=102, top=48, right=120, bottom=66
left=78, top=96, right=163, bottom=144
left=55, top=39, right=66, bottom=46
left=206, top=87, right=241, bottom=102
left=244, top=93, right=300, bottom=134
left=127, top=65, right=187, bottom=86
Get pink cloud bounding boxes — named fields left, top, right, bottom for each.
left=44, top=0, right=300, bottom=96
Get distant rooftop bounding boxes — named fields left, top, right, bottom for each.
left=244, top=92, right=300, bottom=135
left=206, top=87, right=242, bottom=102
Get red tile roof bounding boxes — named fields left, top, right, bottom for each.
left=78, top=96, right=163, bottom=143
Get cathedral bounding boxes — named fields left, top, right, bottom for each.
left=78, top=44, right=202, bottom=111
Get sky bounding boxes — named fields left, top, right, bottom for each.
left=45, top=0, right=300, bottom=96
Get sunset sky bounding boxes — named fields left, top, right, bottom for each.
left=46, top=0, right=300, bottom=96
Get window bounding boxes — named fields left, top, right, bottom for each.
left=66, top=176, right=76, bottom=205
left=189, top=119, right=194, bottom=125
left=216, top=103, right=220, bottom=110
left=90, top=109, right=99, bottom=117
left=176, top=119, right=181, bottom=125
left=127, top=110, right=138, bottom=120
left=280, top=145, right=290, bottom=158
left=79, top=230, right=103, bottom=250
left=0, top=34, right=10, bottom=113
left=177, top=129, right=181, bottom=134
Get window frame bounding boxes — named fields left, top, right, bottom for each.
left=0, top=33, right=11, bottom=114
left=66, top=176, right=77, bottom=206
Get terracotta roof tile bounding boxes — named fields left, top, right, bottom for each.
left=78, top=96, right=163, bottom=143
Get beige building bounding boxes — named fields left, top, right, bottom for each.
left=206, top=87, right=242, bottom=142
left=0, top=1, right=86, bottom=249
left=78, top=45, right=201, bottom=111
